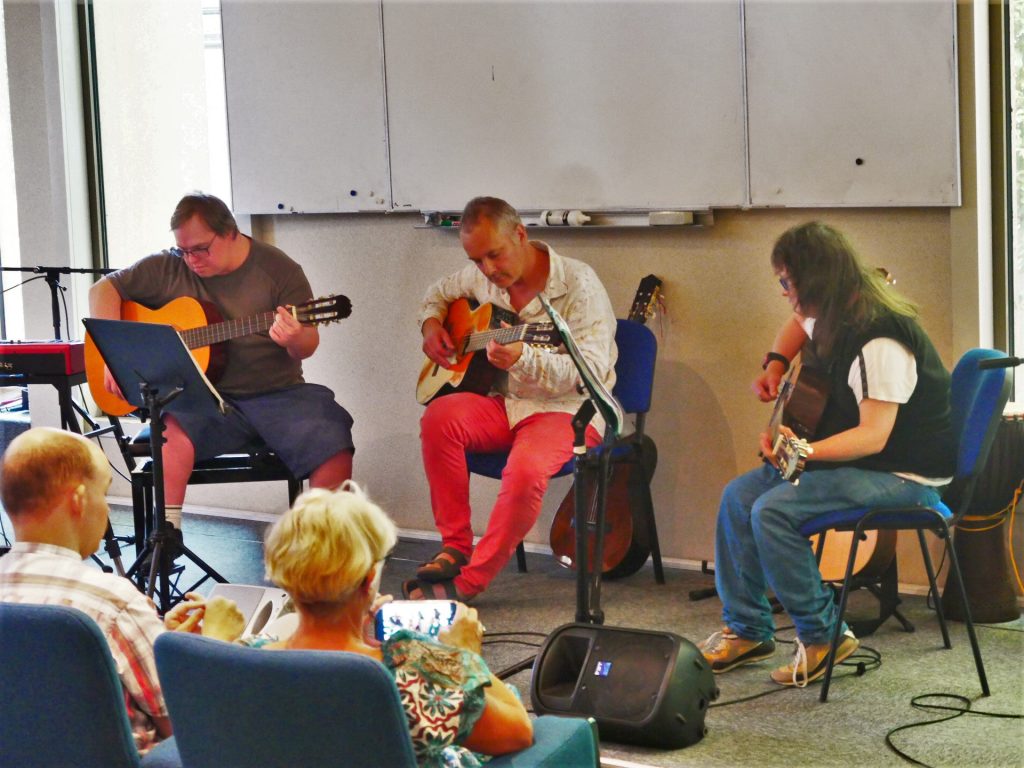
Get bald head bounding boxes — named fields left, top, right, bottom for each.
left=1, top=428, right=106, bottom=518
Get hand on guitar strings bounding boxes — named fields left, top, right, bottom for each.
left=422, top=317, right=456, bottom=370
left=753, top=366, right=785, bottom=402
left=760, top=426, right=798, bottom=470
left=102, top=365, right=124, bottom=399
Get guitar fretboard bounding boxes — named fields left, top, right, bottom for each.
left=463, top=325, right=533, bottom=353
left=180, top=312, right=277, bottom=349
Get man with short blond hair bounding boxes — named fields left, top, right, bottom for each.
left=0, top=427, right=242, bottom=754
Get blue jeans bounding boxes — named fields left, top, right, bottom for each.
left=715, top=464, right=942, bottom=645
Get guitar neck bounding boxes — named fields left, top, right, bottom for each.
left=179, top=311, right=277, bottom=349
left=463, top=325, right=531, bottom=353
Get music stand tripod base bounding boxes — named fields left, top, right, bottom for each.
left=83, top=318, right=229, bottom=612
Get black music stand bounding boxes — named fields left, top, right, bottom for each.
left=82, top=318, right=229, bottom=612
left=539, top=295, right=624, bottom=625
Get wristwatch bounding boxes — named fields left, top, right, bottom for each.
left=761, top=352, right=790, bottom=373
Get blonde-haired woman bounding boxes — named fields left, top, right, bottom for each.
left=260, top=482, right=533, bottom=767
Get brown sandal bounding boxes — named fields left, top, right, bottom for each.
left=415, top=546, right=468, bottom=583
left=401, top=578, right=464, bottom=601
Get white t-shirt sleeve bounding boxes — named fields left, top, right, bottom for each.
left=848, top=337, right=917, bottom=403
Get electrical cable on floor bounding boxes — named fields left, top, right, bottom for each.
left=885, top=693, right=1023, bottom=767
left=974, top=623, right=1024, bottom=632
left=708, top=626, right=884, bottom=708
left=483, top=638, right=542, bottom=650
left=710, top=634, right=882, bottom=708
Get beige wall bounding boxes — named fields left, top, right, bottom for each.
left=222, top=208, right=953, bottom=584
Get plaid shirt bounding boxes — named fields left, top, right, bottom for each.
left=0, top=542, right=168, bottom=754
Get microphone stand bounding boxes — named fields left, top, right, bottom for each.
left=0, top=265, right=115, bottom=340
left=538, top=295, right=623, bottom=625
left=0, top=265, right=130, bottom=575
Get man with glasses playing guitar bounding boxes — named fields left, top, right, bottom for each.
left=88, top=193, right=355, bottom=550
left=699, top=222, right=955, bottom=688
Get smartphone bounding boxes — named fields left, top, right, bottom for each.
left=374, top=599, right=458, bottom=642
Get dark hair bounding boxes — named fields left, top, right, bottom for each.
left=460, top=196, right=521, bottom=234
left=770, top=222, right=917, bottom=359
left=170, top=193, right=238, bottom=237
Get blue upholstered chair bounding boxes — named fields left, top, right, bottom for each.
left=467, top=318, right=663, bottom=581
left=0, top=603, right=181, bottom=768
left=154, top=631, right=599, bottom=768
left=799, top=348, right=1012, bottom=701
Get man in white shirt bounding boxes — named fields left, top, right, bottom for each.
left=407, top=197, right=617, bottom=600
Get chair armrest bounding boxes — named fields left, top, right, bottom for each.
left=489, top=715, right=599, bottom=768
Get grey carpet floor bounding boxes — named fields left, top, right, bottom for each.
left=3, top=504, right=1022, bottom=768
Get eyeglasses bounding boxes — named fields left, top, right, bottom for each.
left=778, top=276, right=793, bottom=292
left=170, top=237, right=216, bottom=259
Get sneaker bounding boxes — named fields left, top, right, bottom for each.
left=771, top=630, right=860, bottom=687
left=698, top=627, right=777, bottom=673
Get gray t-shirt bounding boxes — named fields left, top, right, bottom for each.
left=110, top=238, right=312, bottom=396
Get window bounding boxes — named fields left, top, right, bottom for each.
left=91, top=0, right=230, bottom=270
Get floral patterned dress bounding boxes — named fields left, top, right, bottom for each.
left=382, top=629, right=493, bottom=768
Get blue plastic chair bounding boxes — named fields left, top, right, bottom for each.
left=154, top=631, right=599, bottom=767
left=466, top=318, right=663, bottom=581
left=799, top=348, right=1012, bottom=701
left=0, top=603, right=180, bottom=768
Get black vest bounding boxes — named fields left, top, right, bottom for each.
left=809, top=314, right=955, bottom=478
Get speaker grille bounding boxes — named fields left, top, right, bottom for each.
left=582, top=632, right=673, bottom=721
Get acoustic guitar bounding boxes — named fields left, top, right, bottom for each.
left=549, top=275, right=662, bottom=578
left=766, top=359, right=896, bottom=582
left=84, top=294, right=351, bottom=416
left=416, top=298, right=559, bottom=405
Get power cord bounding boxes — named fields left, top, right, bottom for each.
left=709, top=627, right=883, bottom=708
left=885, top=693, right=1023, bottom=767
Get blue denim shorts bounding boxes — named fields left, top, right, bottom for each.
left=171, top=383, right=354, bottom=480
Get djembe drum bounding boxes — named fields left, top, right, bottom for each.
left=941, top=406, right=1023, bottom=623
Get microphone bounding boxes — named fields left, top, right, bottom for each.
left=978, top=356, right=1023, bottom=369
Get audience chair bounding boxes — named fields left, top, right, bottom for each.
left=0, top=603, right=181, bottom=768
left=799, top=348, right=1011, bottom=702
left=466, top=318, right=664, bottom=582
left=154, top=631, right=599, bottom=768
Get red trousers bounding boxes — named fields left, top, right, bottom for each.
left=420, top=393, right=600, bottom=596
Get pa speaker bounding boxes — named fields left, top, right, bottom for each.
left=530, top=623, right=718, bottom=748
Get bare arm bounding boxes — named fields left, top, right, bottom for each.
left=88, top=277, right=123, bottom=319
left=806, top=398, right=899, bottom=462
left=438, top=606, right=534, bottom=755
left=753, top=313, right=810, bottom=402
left=88, top=278, right=125, bottom=395
left=460, top=675, right=534, bottom=755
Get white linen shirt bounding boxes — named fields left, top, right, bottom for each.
left=418, top=241, right=617, bottom=435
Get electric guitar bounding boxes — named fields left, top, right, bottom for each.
left=416, top=298, right=559, bottom=405
left=84, top=294, right=351, bottom=416
left=549, top=274, right=662, bottom=577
